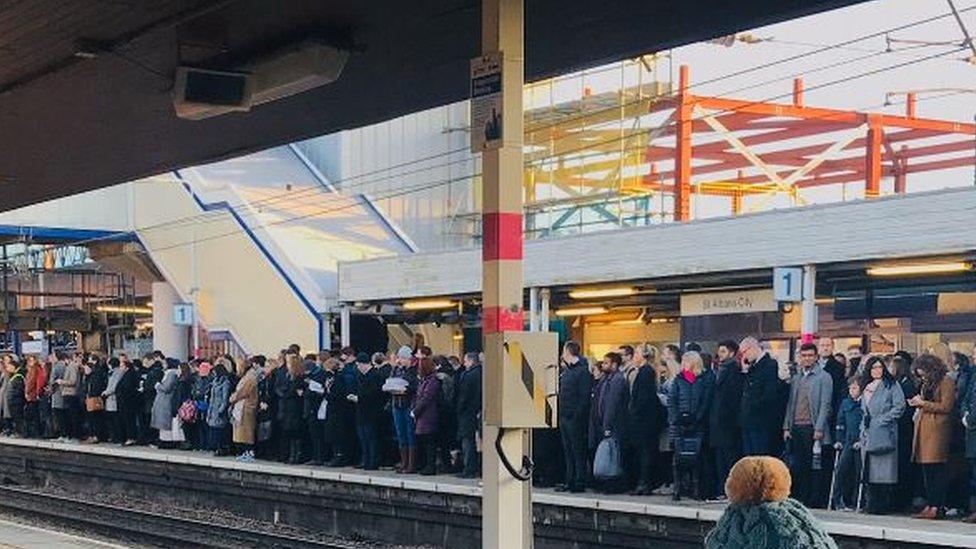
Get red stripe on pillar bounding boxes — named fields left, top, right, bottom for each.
left=483, top=306, right=524, bottom=334
left=482, top=212, right=523, bottom=261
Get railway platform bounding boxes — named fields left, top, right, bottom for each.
left=0, top=437, right=971, bottom=549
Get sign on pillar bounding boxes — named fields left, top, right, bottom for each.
left=471, top=52, right=504, bottom=152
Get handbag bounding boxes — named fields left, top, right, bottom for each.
left=85, top=396, right=104, bottom=412
left=593, top=437, right=623, bottom=481
left=863, top=410, right=895, bottom=455
left=674, top=435, right=702, bottom=467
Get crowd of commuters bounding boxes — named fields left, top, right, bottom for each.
left=1, top=335, right=976, bottom=522
left=0, top=344, right=484, bottom=479
left=548, top=336, right=976, bottom=521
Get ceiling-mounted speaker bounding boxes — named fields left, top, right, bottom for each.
left=173, top=39, right=348, bottom=121
left=173, top=67, right=255, bottom=120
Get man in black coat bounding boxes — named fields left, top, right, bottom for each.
left=709, top=340, right=744, bottom=496
left=738, top=337, right=781, bottom=456
left=556, top=341, right=591, bottom=493
left=628, top=346, right=665, bottom=494
left=352, top=353, right=385, bottom=470
left=455, top=352, right=483, bottom=478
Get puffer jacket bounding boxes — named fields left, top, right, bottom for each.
left=668, top=369, right=715, bottom=441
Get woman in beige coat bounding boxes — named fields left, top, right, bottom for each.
left=910, top=354, right=956, bottom=519
left=229, top=357, right=260, bottom=462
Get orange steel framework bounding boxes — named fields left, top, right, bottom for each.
left=523, top=64, right=976, bottom=224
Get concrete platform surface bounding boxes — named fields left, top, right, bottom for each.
left=2, top=436, right=974, bottom=548
left=0, top=517, right=125, bottom=549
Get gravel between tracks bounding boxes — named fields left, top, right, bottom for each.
left=12, top=484, right=432, bottom=548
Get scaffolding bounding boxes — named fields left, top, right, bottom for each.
left=456, top=59, right=976, bottom=240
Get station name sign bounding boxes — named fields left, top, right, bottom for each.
left=681, top=289, right=777, bottom=316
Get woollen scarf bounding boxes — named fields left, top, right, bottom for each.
left=681, top=369, right=697, bottom=384
left=705, top=498, right=838, bottom=549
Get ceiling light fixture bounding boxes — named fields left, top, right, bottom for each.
left=568, top=286, right=636, bottom=299
left=402, top=299, right=455, bottom=310
left=867, top=261, right=970, bottom=277
left=96, top=305, right=153, bottom=315
left=555, top=306, right=608, bottom=317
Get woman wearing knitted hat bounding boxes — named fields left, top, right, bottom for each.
left=705, top=456, right=838, bottom=549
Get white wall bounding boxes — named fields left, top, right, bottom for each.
left=0, top=185, right=130, bottom=231
left=339, top=186, right=976, bottom=302
left=134, top=176, right=320, bottom=355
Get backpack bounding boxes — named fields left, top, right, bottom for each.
left=178, top=399, right=198, bottom=424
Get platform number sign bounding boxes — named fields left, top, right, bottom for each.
left=773, top=267, right=804, bottom=302
left=173, top=303, right=194, bottom=326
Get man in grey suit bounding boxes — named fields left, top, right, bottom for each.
left=783, top=342, right=833, bottom=507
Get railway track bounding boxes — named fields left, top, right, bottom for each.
left=0, top=485, right=363, bottom=548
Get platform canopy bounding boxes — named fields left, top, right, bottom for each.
left=0, top=0, right=866, bottom=212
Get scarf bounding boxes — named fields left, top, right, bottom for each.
left=681, top=369, right=697, bottom=384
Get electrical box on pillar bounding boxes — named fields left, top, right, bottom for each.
left=484, top=331, right=558, bottom=429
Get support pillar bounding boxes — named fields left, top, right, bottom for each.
left=674, top=65, right=692, bottom=222
left=480, top=1, right=530, bottom=548
left=339, top=305, right=351, bottom=348
left=152, top=282, right=189, bottom=359
left=800, top=265, right=817, bottom=344
left=539, top=288, right=550, bottom=333
left=865, top=115, right=882, bottom=198
left=528, top=287, right=538, bottom=333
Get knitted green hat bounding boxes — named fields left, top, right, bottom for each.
left=705, top=498, right=838, bottom=549
left=705, top=457, right=838, bottom=549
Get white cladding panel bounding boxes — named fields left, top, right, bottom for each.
left=338, top=187, right=976, bottom=302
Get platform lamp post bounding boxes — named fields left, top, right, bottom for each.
left=479, top=0, right=531, bottom=548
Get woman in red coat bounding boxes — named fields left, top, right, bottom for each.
left=24, top=355, right=47, bottom=438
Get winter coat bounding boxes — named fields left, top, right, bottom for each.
left=455, top=363, right=482, bottom=439
left=740, top=353, right=782, bottom=434
left=48, top=361, right=66, bottom=409
left=355, top=367, right=385, bottom=427
left=229, top=368, right=259, bottom=444
left=859, top=379, right=904, bottom=484
left=206, top=374, right=231, bottom=428
left=192, top=374, right=212, bottom=407
left=709, top=359, right=745, bottom=449
left=103, top=366, right=124, bottom=412
left=25, top=364, right=48, bottom=403
left=61, top=362, right=81, bottom=398
left=705, top=498, right=839, bottom=549
left=963, top=367, right=976, bottom=459
left=84, top=364, right=108, bottom=408
left=822, top=356, right=847, bottom=422
left=0, top=372, right=9, bottom=419
left=302, top=365, right=327, bottom=420
left=913, top=377, right=956, bottom=464
left=275, top=371, right=304, bottom=434
left=141, top=363, right=164, bottom=414
left=590, top=369, right=629, bottom=449
left=558, top=358, right=591, bottom=432
left=115, top=367, right=140, bottom=415
left=834, top=397, right=863, bottom=447
left=669, top=369, right=715, bottom=442
left=783, top=365, right=834, bottom=444
left=412, top=374, right=440, bottom=435
left=324, top=368, right=352, bottom=444
left=629, top=363, right=665, bottom=445
left=150, top=368, right=179, bottom=431
left=4, top=371, right=25, bottom=421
